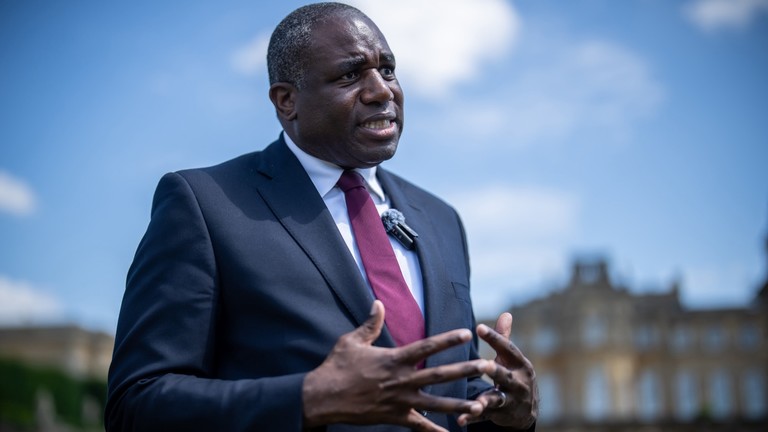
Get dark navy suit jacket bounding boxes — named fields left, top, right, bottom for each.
left=106, top=137, right=521, bottom=431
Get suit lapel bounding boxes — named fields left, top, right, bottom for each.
left=251, top=138, right=376, bottom=331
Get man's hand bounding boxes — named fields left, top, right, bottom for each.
left=457, top=313, right=538, bottom=429
left=302, top=300, right=493, bottom=432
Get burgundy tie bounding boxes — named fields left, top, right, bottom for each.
left=337, top=170, right=425, bottom=348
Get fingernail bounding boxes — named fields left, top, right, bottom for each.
left=370, top=302, right=377, bottom=315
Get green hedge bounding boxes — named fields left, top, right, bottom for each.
left=0, top=357, right=106, bottom=431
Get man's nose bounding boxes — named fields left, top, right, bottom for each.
left=360, top=70, right=394, bottom=104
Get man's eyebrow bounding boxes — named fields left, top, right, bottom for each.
left=336, top=56, right=367, bottom=71
left=335, top=52, right=396, bottom=72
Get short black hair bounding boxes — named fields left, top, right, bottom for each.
left=267, top=2, right=365, bottom=88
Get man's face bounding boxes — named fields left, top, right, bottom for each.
left=289, top=14, right=404, bottom=169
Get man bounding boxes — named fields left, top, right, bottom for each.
left=106, top=3, right=538, bottom=431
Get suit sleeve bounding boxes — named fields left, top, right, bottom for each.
left=106, top=172, right=306, bottom=432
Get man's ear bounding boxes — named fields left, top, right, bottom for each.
left=269, top=82, right=298, bottom=121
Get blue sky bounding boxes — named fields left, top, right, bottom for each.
left=1, top=0, right=767, bottom=333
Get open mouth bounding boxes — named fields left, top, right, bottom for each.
left=360, top=119, right=393, bottom=130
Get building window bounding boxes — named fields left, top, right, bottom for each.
left=637, top=369, right=662, bottom=421
left=634, top=324, right=659, bottom=351
left=582, top=313, right=607, bottom=348
left=709, top=368, right=732, bottom=419
left=532, top=326, right=558, bottom=355
left=704, top=324, right=726, bottom=352
left=538, top=373, right=561, bottom=423
left=742, top=369, right=767, bottom=419
left=674, top=369, right=698, bottom=420
left=585, top=365, right=610, bottom=420
left=670, top=324, right=693, bottom=352
left=739, top=322, right=759, bottom=350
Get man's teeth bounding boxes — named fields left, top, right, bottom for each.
left=361, top=119, right=391, bottom=129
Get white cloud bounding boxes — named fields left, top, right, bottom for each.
left=684, top=0, right=768, bottom=32
left=451, top=185, right=579, bottom=242
left=0, top=170, right=36, bottom=216
left=436, top=37, right=663, bottom=149
left=447, top=185, right=580, bottom=317
left=348, top=0, right=520, bottom=98
left=230, top=33, right=270, bottom=76
left=0, top=276, right=63, bottom=325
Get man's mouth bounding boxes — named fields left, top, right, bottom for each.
left=360, top=119, right=392, bottom=130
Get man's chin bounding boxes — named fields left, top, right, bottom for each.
left=366, top=144, right=399, bottom=166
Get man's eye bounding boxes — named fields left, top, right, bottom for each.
left=342, top=71, right=359, bottom=80
left=380, top=67, right=395, bottom=78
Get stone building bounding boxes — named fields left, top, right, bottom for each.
left=482, top=257, right=768, bottom=431
left=0, top=324, right=114, bottom=379
left=0, top=325, right=113, bottom=431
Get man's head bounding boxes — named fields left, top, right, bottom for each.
left=267, top=2, right=405, bottom=169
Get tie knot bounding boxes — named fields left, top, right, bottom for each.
left=337, top=170, right=366, bottom=193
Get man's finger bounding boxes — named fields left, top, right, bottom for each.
left=477, top=324, right=527, bottom=367
left=381, top=359, right=493, bottom=389
left=478, top=389, right=507, bottom=409
left=395, top=328, right=473, bottom=364
left=494, top=312, right=512, bottom=339
left=410, top=393, right=485, bottom=417
left=351, top=300, right=385, bottom=344
left=457, top=388, right=511, bottom=426
left=405, top=408, right=449, bottom=432
left=484, top=363, right=518, bottom=389
left=456, top=411, right=490, bottom=427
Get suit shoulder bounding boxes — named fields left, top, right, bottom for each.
left=171, top=137, right=287, bottom=188
left=175, top=151, right=261, bottom=183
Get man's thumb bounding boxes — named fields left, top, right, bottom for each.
left=355, top=300, right=385, bottom=344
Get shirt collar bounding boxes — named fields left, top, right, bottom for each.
left=283, top=132, right=386, bottom=201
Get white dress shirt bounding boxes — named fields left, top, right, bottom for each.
left=283, top=133, right=425, bottom=314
